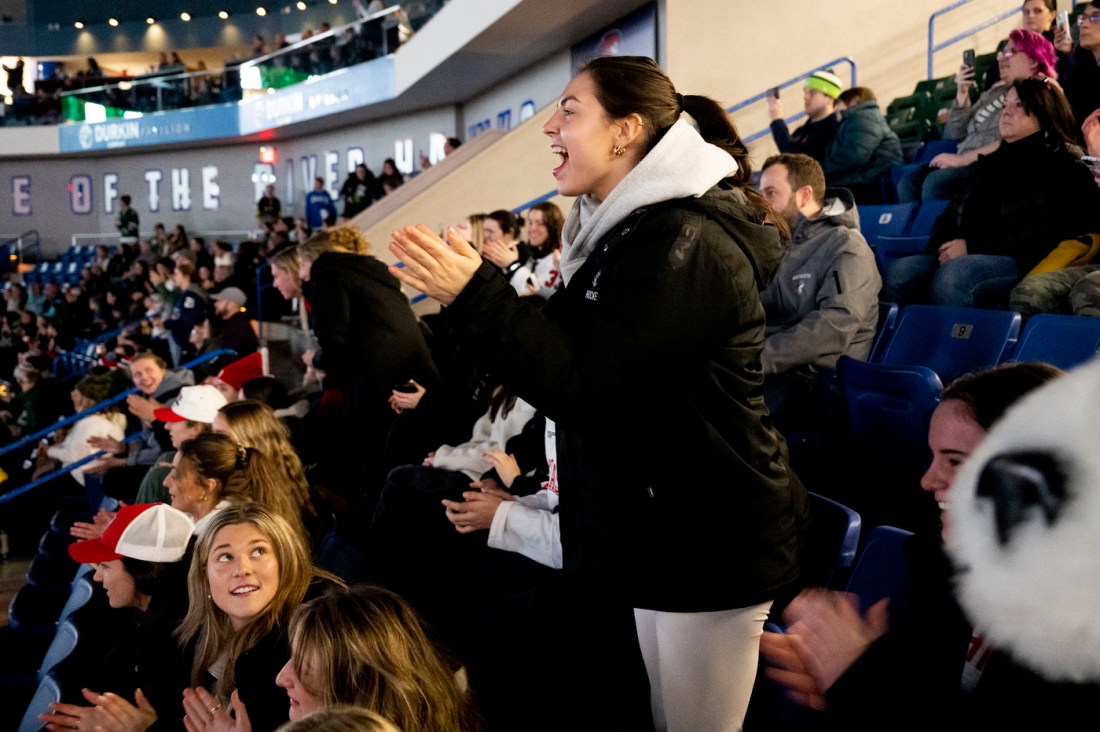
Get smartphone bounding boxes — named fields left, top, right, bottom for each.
left=766, top=86, right=780, bottom=100
left=1057, top=10, right=1070, bottom=34
left=1082, top=156, right=1100, bottom=174
left=393, top=382, right=418, bottom=393
left=962, top=49, right=976, bottom=68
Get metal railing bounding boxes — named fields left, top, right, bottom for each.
left=927, top=0, right=1018, bottom=79
left=60, top=6, right=410, bottom=119
left=71, top=230, right=262, bottom=248
left=0, top=348, right=236, bottom=466
left=52, top=316, right=154, bottom=381
left=0, top=432, right=143, bottom=508
left=728, top=57, right=858, bottom=146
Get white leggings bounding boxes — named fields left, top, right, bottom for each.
left=634, top=601, right=772, bottom=732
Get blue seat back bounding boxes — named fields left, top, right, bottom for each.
left=58, top=576, right=95, bottom=623
left=1005, top=314, right=1100, bottom=370
left=836, top=356, right=943, bottom=478
left=804, top=492, right=862, bottom=589
left=914, top=139, right=958, bottom=165
left=871, top=199, right=953, bottom=276
left=844, top=525, right=915, bottom=629
left=870, top=301, right=900, bottom=362
left=878, top=305, right=1021, bottom=384
left=18, top=672, right=62, bottom=732
left=908, top=198, right=951, bottom=237
left=859, top=203, right=917, bottom=250
left=38, top=619, right=79, bottom=684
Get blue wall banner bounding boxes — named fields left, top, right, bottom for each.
left=58, top=57, right=396, bottom=152
left=58, top=104, right=240, bottom=153
left=238, top=58, right=396, bottom=136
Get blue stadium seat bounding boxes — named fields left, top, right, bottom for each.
left=36, top=618, right=80, bottom=685
left=871, top=199, right=952, bottom=277
left=24, top=552, right=79, bottom=591
left=859, top=203, right=917, bottom=251
left=870, top=301, right=900, bottom=362
left=37, top=530, right=74, bottom=561
left=836, top=355, right=943, bottom=480
left=804, top=492, right=862, bottom=589
left=914, top=139, right=958, bottom=165
left=17, top=672, right=61, bottom=732
left=1003, top=314, right=1100, bottom=370
left=907, top=198, right=951, bottom=237
left=876, top=304, right=1021, bottom=383
left=844, top=525, right=915, bottom=629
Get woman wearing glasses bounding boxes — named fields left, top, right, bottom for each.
left=900, top=29, right=1059, bottom=202
left=1059, top=0, right=1100, bottom=126
left=885, top=78, right=1100, bottom=308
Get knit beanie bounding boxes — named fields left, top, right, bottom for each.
left=805, top=70, right=843, bottom=99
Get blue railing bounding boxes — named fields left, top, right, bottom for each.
left=730, top=57, right=858, bottom=146
left=927, top=0, right=1018, bottom=79
left=0, top=432, right=143, bottom=508
left=53, top=316, right=153, bottom=381
left=0, top=348, right=236, bottom=465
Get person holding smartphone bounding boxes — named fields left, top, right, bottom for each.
left=767, top=69, right=843, bottom=164
left=901, top=30, right=1059, bottom=202
left=983, top=0, right=1072, bottom=90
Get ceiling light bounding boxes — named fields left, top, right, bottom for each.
left=108, top=18, right=119, bottom=26
left=147, top=17, right=155, bottom=24
left=219, top=10, right=230, bottom=19
left=74, top=21, right=84, bottom=28
left=256, top=7, right=267, bottom=16
left=296, top=1, right=306, bottom=8
left=328, top=0, right=337, bottom=4
left=180, top=11, right=192, bottom=21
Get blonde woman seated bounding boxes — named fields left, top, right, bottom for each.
left=273, top=585, right=477, bottom=731
left=177, top=504, right=342, bottom=732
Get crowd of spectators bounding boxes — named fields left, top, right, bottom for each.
left=2, top=0, right=437, bottom=125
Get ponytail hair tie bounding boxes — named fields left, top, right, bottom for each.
left=676, top=93, right=685, bottom=111
left=235, top=443, right=248, bottom=467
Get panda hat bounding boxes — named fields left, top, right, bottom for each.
left=948, top=356, right=1100, bottom=683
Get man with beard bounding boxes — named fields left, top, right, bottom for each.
left=757, top=153, right=881, bottom=431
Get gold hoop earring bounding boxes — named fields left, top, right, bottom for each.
left=613, top=145, right=625, bottom=157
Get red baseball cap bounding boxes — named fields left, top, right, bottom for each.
left=69, top=503, right=194, bottom=564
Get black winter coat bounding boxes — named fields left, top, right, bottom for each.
left=927, top=132, right=1100, bottom=272
left=445, top=184, right=808, bottom=612
left=306, top=251, right=438, bottom=403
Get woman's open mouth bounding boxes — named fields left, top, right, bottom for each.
left=551, top=146, right=568, bottom=177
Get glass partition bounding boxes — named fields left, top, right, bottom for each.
left=59, top=5, right=416, bottom=123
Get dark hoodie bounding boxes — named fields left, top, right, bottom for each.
left=445, top=182, right=808, bottom=612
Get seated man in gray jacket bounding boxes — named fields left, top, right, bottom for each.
left=758, top=153, right=881, bottom=431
